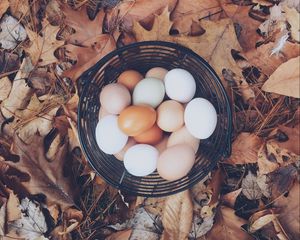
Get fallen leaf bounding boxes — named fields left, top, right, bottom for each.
left=206, top=206, right=252, bottom=240
left=257, top=144, right=279, bottom=175
left=273, top=182, right=300, bottom=239
left=62, top=5, right=105, bottom=46
left=7, top=192, right=21, bottom=222
left=220, top=0, right=262, bottom=50
left=248, top=209, right=278, bottom=233
left=9, top=133, right=77, bottom=210
left=132, top=7, right=244, bottom=86
left=0, top=77, right=11, bottom=101
left=162, top=190, right=193, bottom=240
left=63, top=34, right=116, bottom=81
left=0, top=15, right=27, bottom=50
left=244, top=41, right=300, bottom=76
left=8, top=0, right=30, bottom=20
left=241, top=171, right=270, bottom=200
left=276, top=124, right=300, bottom=155
left=0, top=0, right=9, bottom=18
left=7, top=198, right=47, bottom=240
left=171, top=0, right=222, bottom=34
left=0, top=201, right=6, bottom=236
left=226, top=133, right=263, bottom=165
left=262, top=56, right=300, bottom=98
left=106, top=229, right=132, bottom=240
left=283, top=6, right=300, bottom=42
left=0, top=51, right=20, bottom=76
left=222, top=188, right=242, bottom=208
left=25, top=19, right=64, bottom=66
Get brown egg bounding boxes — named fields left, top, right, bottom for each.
left=154, top=135, right=169, bottom=154
left=157, top=144, right=195, bottom=181
left=118, top=105, right=156, bottom=136
left=134, top=124, right=163, bottom=145
left=114, top=138, right=136, bottom=161
left=145, top=67, right=168, bottom=80
left=100, top=83, right=131, bottom=114
left=117, top=70, right=144, bottom=91
left=157, top=100, right=184, bottom=132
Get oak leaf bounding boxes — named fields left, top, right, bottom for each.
left=226, top=133, right=263, bottom=165
left=8, top=0, right=30, bottom=20
left=133, top=7, right=244, bottom=86
left=262, top=56, right=300, bottom=98
left=0, top=0, right=9, bottom=18
left=62, top=4, right=105, bottom=46
left=161, top=190, right=193, bottom=240
left=0, top=77, right=11, bottom=101
left=206, top=206, right=252, bottom=240
left=9, top=133, right=77, bottom=210
left=25, top=19, right=64, bottom=66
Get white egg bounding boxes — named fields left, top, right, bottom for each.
left=133, top=78, right=165, bottom=108
left=164, top=68, right=196, bottom=103
left=95, top=115, right=128, bottom=154
left=184, top=98, right=217, bottom=139
left=124, top=144, right=158, bottom=176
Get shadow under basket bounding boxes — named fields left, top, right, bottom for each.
left=77, top=41, right=232, bottom=197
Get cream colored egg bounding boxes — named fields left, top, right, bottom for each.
left=167, top=126, right=200, bottom=153
left=157, top=144, right=195, bottom=181
left=145, top=67, right=168, bottom=80
left=157, top=100, right=184, bottom=132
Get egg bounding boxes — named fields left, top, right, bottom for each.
left=98, top=107, right=110, bottom=120
left=117, top=70, right=143, bottom=91
left=118, top=105, right=157, bottom=136
left=114, top=138, right=136, bottom=161
left=184, top=98, right=217, bottom=139
left=124, top=144, right=158, bottom=176
left=145, top=67, right=168, bottom=80
left=154, top=135, right=169, bottom=154
left=164, top=68, right=196, bottom=103
left=100, top=83, right=131, bottom=114
left=133, top=78, right=165, bottom=108
left=167, top=126, right=200, bottom=153
left=95, top=115, right=128, bottom=154
left=157, top=144, right=195, bottom=181
left=134, top=124, right=163, bottom=145
left=157, top=100, right=184, bottom=132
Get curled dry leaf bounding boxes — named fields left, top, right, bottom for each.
left=248, top=209, right=279, bottom=233
left=7, top=191, right=21, bottom=222
left=273, top=182, right=300, bottom=239
left=25, top=19, right=64, bottom=66
left=171, top=0, right=222, bottom=34
left=0, top=77, right=11, bottom=101
left=0, top=15, right=27, bottom=50
left=262, top=56, right=300, bottom=98
left=132, top=7, right=245, bottom=87
left=206, top=206, right=252, bottom=240
left=162, top=190, right=193, bottom=240
left=0, top=0, right=9, bottom=18
left=222, top=188, right=242, bottom=208
left=226, top=133, right=263, bottom=165
left=257, top=144, right=279, bottom=175
left=9, top=133, right=77, bottom=210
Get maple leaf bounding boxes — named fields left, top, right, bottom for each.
left=262, top=56, right=300, bottom=98
left=133, top=7, right=244, bottom=86
left=62, top=4, right=105, bottom=46
left=25, top=19, right=64, bottom=66
left=8, top=133, right=77, bottom=210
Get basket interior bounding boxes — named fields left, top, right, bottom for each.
left=78, top=41, right=232, bottom=197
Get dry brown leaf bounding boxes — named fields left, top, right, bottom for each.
left=0, top=201, right=5, bottom=236
left=162, top=190, right=193, bottom=240
left=262, top=56, right=300, bottom=98
left=220, top=0, right=262, bottom=51
left=248, top=209, right=279, bottom=233
left=106, top=229, right=132, bottom=240
left=62, top=5, right=105, bottom=46
left=206, top=206, right=252, bottom=240
left=171, top=0, right=222, bottom=34
left=257, top=144, right=280, bottom=175
left=226, top=133, right=263, bottom=165
left=276, top=124, right=300, bottom=155
left=25, top=19, right=64, bottom=66
left=0, top=77, right=11, bottom=101
left=244, top=41, right=300, bottom=76
left=8, top=0, right=30, bottom=20
left=284, top=6, right=300, bottom=42
left=7, top=192, right=21, bottom=222
left=9, top=133, right=77, bottom=210
left=273, top=182, right=300, bottom=239
left=63, top=34, right=116, bottom=81
left=0, top=0, right=9, bottom=18
left=222, top=188, right=242, bottom=208
left=133, top=7, right=244, bottom=86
